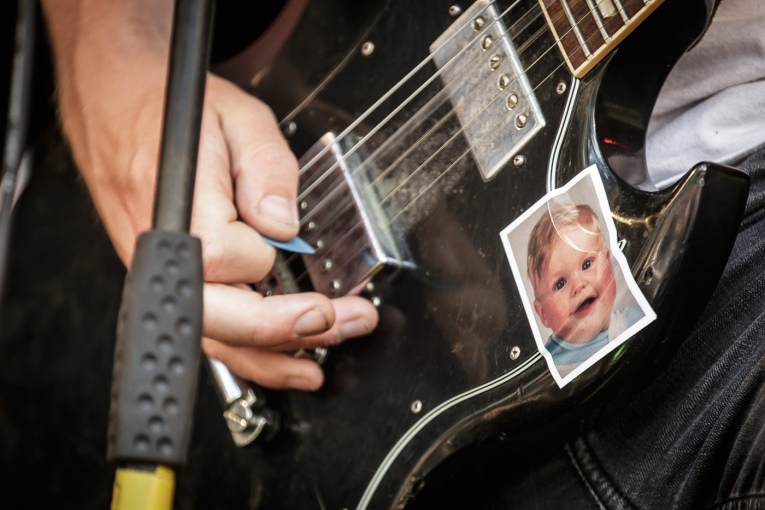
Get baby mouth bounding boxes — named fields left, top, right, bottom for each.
left=574, top=296, right=597, bottom=316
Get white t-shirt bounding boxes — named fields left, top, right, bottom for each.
left=646, top=0, right=765, bottom=188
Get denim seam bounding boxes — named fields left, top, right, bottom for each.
left=571, top=436, right=638, bottom=510
left=565, top=442, right=608, bottom=510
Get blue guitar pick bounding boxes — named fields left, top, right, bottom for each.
left=262, top=235, right=315, bottom=254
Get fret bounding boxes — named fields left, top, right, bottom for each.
left=565, top=0, right=607, bottom=51
left=559, top=0, right=593, bottom=57
left=613, top=0, right=630, bottom=23
left=621, top=0, right=645, bottom=18
left=544, top=0, right=589, bottom=70
left=539, top=0, right=665, bottom=78
left=601, top=0, right=627, bottom=35
left=584, top=0, right=612, bottom=42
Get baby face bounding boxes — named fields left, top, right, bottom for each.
left=533, top=225, right=616, bottom=344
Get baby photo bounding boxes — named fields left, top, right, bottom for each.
left=500, top=166, right=656, bottom=387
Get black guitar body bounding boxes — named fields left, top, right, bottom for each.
left=234, top=0, right=749, bottom=507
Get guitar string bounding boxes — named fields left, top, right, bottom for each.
left=281, top=2, right=634, bottom=286
left=276, top=1, right=541, bottom=268
left=292, top=58, right=570, bottom=289
left=295, top=0, right=510, bottom=180
left=293, top=1, right=622, bottom=287
left=295, top=0, right=628, bottom=223
left=294, top=1, right=528, bottom=219
left=280, top=0, right=628, bottom=280
left=289, top=2, right=625, bottom=248
left=294, top=0, right=604, bottom=202
left=296, top=7, right=547, bottom=228
left=285, top=38, right=553, bottom=276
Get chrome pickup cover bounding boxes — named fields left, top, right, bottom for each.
left=430, top=0, right=545, bottom=181
left=297, top=133, right=413, bottom=296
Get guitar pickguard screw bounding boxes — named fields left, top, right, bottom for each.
left=365, top=282, right=375, bottom=292
left=315, top=239, right=324, bottom=250
left=361, top=41, right=375, bottom=56
left=321, top=259, right=333, bottom=273
left=510, top=346, right=521, bottom=360
left=473, top=16, right=485, bottom=30
left=513, top=155, right=526, bottom=168
left=282, top=121, right=297, bottom=137
left=300, top=201, right=308, bottom=211
left=330, top=279, right=342, bottom=294
left=305, top=221, right=316, bottom=232
left=557, top=81, right=567, bottom=94
left=449, top=5, right=462, bottom=17
left=411, top=400, right=423, bottom=414
left=371, top=296, right=381, bottom=307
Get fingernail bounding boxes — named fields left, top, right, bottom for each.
left=259, top=195, right=298, bottom=227
left=340, top=319, right=372, bottom=340
left=294, top=308, right=330, bottom=336
left=287, top=369, right=323, bottom=391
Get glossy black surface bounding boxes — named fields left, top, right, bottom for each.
left=243, top=0, right=749, bottom=508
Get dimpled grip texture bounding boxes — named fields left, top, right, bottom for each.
left=107, top=231, right=203, bottom=466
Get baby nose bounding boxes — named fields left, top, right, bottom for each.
left=572, top=278, right=588, bottom=294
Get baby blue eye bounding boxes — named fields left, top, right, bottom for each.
left=582, top=259, right=592, bottom=270
left=554, top=278, right=566, bottom=291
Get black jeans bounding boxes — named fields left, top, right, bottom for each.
left=483, top=152, right=765, bottom=510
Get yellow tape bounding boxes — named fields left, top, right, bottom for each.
left=111, top=465, right=175, bottom=510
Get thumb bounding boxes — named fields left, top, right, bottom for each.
left=214, top=77, right=300, bottom=241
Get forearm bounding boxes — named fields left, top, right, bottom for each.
left=42, top=0, right=173, bottom=61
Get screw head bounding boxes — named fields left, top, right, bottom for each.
left=513, top=155, right=526, bottom=168
left=448, top=5, right=462, bottom=17
left=482, top=35, right=493, bottom=50
left=515, top=113, right=529, bottom=129
left=498, top=74, right=510, bottom=90
left=282, top=121, right=297, bottom=137
left=490, top=55, right=501, bottom=71
left=510, top=346, right=521, bottom=360
left=473, top=17, right=485, bottom=30
left=361, top=41, right=375, bottom=56
left=557, top=81, right=567, bottom=95
left=506, top=93, right=519, bottom=110
left=411, top=400, right=423, bottom=413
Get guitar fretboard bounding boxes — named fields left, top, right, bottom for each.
left=539, top=0, right=665, bottom=78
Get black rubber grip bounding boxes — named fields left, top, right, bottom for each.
left=107, top=231, right=203, bottom=466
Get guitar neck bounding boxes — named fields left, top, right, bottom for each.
left=539, top=0, right=666, bottom=78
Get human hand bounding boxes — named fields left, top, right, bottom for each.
left=42, top=0, right=379, bottom=391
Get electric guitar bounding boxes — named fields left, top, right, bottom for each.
left=215, top=0, right=749, bottom=507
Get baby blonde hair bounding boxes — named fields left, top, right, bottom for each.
left=527, top=202, right=605, bottom=290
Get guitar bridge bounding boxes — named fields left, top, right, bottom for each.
left=294, top=133, right=414, bottom=296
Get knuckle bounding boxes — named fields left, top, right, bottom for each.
left=199, top=231, right=226, bottom=279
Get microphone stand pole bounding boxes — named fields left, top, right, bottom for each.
left=108, top=0, right=213, bottom=508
